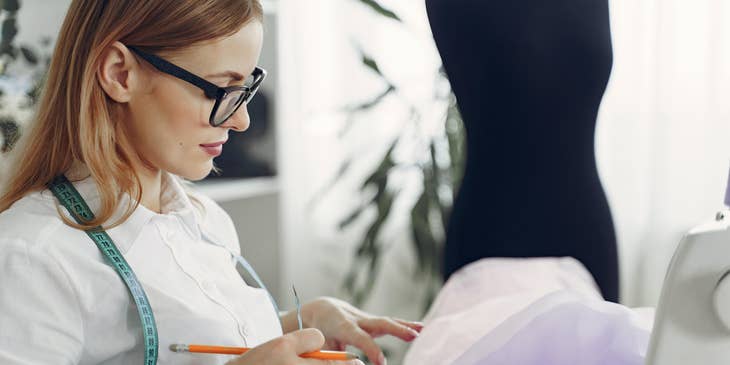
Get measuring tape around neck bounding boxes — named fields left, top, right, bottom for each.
left=48, top=175, right=158, bottom=365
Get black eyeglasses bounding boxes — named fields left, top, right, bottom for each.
left=127, top=45, right=266, bottom=127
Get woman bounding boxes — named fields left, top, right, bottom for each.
left=0, top=1, right=421, bottom=364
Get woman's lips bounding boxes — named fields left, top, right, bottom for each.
left=200, top=141, right=225, bottom=157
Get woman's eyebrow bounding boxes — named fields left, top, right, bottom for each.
left=205, top=70, right=245, bottom=80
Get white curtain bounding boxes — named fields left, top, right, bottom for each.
left=598, top=0, right=730, bottom=306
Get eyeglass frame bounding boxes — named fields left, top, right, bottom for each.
left=126, top=45, right=267, bottom=127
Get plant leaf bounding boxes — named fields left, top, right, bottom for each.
left=19, top=45, right=37, bottom=65
left=361, top=52, right=383, bottom=77
left=360, top=139, right=398, bottom=190
left=445, top=93, right=466, bottom=199
left=421, top=276, right=442, bottom=315
left=427, top=142, right=451, bottom=230
left=2, top=0, right=19, bottom=12
left=0, top=118, right=20, bottom=153
left=345, top=84, right=395, bottom=113
left=339, top=205, right=366, bottom=230
left=356, top=0, right=402, bottom=22
left=410, top=191, right=432, bottom=276
left=343, top=188, right=394, bottom=306
left=339, top=85, right=396, bottom=137
left=2, top=17, right=17, bottom=42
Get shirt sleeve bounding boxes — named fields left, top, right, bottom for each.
left=0, top=238, right=84, bottom=365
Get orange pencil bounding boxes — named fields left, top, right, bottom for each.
left=170, top=344, right=360, bottom=361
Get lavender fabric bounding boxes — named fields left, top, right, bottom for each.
left=402, top=258, right=653, bottom=365
left=452, top=292, right=652, bottom=365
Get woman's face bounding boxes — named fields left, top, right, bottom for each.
left=125, top=21, right=264, bottom=181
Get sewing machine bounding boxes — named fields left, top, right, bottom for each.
left=646, top=180, right=730, bottom=364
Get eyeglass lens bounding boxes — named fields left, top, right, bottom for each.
left=212, top=74, right=261, bottom=125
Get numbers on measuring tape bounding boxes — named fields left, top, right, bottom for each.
left=49, top=175, right=159, bottom=365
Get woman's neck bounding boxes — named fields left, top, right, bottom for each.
left=135, top=167, right=163, bottom=214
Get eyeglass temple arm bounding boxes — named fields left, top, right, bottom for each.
left=127, top=45, right=222, bottom=99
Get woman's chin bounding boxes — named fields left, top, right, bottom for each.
left=177, top=164, right=214, bottom=181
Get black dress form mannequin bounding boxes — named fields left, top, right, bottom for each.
left=426, top=0, right=619, bottom=301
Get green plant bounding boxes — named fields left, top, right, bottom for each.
left=0, top=0, right=53, bottom=153
left=326, top=0, right=466, bottom=314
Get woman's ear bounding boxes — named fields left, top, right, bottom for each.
left=96, top=41, right=139, bottom=103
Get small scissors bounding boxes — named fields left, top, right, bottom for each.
left=293, top=285, right=303, bottom=330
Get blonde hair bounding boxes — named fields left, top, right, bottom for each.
left=0, top=0, right=263, bottom=229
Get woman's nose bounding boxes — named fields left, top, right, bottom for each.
left=220, top=104, right=251, bottom=132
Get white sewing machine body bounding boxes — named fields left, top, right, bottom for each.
left=646, top=209, right=730, bottom=365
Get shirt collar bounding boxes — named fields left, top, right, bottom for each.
left=160, top=171, right=202, bottom=242
left=61, top=162, right=202, bottom=253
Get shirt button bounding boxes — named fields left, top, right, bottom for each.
left=201, top=280, right=216, bottom=292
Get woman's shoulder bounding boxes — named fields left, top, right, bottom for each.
left=0, top=189, right=63, bottom=239
left=0, top=189, right=97, bottom=256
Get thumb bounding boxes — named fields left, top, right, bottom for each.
left=286, top=328, right=325, bottom=355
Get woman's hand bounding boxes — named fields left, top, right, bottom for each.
left=281, top=297, right=424, bottom=365
left=226, top=328, right=365, bottom=365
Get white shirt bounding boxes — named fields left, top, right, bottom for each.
left=0, top=166, right=283, bottom=365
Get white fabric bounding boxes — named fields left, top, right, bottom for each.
left=0, top=164, right=283, bottom=365
left=403, top=257, right=655, bottom=365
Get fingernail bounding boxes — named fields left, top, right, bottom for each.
left=408, top=329, right=420, bottom=340
left=379, top=353, right=387, bottom=365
